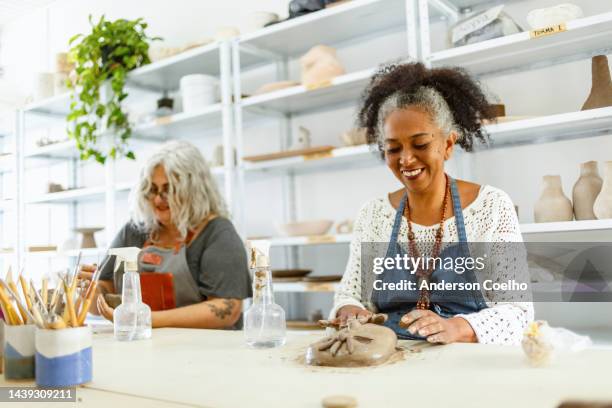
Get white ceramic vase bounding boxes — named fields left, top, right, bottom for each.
left=534, top=175, right=573, bottom=223
left=593, top=161, right=612, bottom=219
left=572, top=161, right=603, bottom=220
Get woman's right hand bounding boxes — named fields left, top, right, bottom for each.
left=78, top=264, right=97, bottom=283
left=334, top=305, right=372, bottom=326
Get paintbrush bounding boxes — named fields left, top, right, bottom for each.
left=30, top=279, right=48, bottom=315
left=42, top=277, right=48, bottom=309
left=0, top=279, right=34, bottom=324
left=47, top=313, right=67, bottom=330
left=0, top=282, right=21, bottom=325
left=62, top=279, right=78, bottom=327
left=76, top=251, right=111, bottom=325
left=27, top=287, right=45, bottom=328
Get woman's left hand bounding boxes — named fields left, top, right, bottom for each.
left=399, top=309, right=477, bottom=344
left=96, top=294, right=115, bottom=322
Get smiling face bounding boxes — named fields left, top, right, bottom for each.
left=383, top=106, right=456, bottom=194
left=148, top=165, right=172, bottom=227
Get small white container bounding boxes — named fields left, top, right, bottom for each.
left=35, top=73, right=55, bottom=101
left=35, top=326, right=93, bottom=387
left=4, top=324, right=36, bottom=380
left=180, top=74, right=218, bottom=112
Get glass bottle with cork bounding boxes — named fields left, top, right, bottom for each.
left=244, top=240, right=286, bottom=348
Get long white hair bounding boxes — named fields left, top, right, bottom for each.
left=130, top=140, right=228, bottom=238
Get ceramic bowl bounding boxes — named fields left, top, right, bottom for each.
left=277, top=220, right=333, bottom=236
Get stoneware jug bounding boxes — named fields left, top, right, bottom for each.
left=582, top=55, right=612, bottom=111
left=572, top=161, right=603, bottom=220
left=534, top=175, right=573, bottom=223
left=593, top=161, right=612, bottom=219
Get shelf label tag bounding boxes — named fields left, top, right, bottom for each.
left=305, top=79, right=332, bottom=91
left=155, top=116, right=173, bottom=126
left=307, top=235, right=336, bottom=244
left=530, top=23, right=567, bottom=39
left=303, top=151, right=333, bottom=161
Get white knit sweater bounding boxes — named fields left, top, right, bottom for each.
left=332, top=185, right=534, bottom=345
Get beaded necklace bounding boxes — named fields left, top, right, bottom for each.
left=405, top=174, right=450, bottom=310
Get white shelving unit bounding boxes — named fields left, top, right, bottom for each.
left=232, top=0, right=419, bottom=298
left=421, top=7, right=612, bottom=76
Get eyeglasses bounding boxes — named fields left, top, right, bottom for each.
left=145, top=186, right=170, bottom=201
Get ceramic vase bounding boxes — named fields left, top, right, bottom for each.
left=534, top=175, right=573, bottom=223
left=581, top=55, right=612, bottom=111
left=594, top=161, right=612, bottom=219
left=572, top=161, right=603, bottom=220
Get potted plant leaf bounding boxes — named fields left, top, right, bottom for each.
left=67, top=15, right=160, bottom=163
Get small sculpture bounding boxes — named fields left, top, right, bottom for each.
left=289, top=126, right=312, bottom=150
left=300, top=45, right=345, bottom=87
left=306, top=314, right=398, bottom=367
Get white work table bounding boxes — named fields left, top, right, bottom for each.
left=2, top=328, right=612, bottom=407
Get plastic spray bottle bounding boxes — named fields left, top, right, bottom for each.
left=244, top=240, right=286, bottom=348
left=109, top=247, right=152, bottom=341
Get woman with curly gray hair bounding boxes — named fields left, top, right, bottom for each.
left=80, top=140, right=251, bottom=329
left=331, top=62, right=533, bottom=345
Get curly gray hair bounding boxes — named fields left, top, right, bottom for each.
left=376, top=86, right=460, bottom=149
left=130, top=140, right=228, bottom=238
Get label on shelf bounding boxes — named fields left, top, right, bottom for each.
left=529, top=23, right=567, bottom=39
left=305, top=79, right=332, bottom=91
left=303, top=151, right=333, bottom=161
left=306, top=235, right=336, bottom=244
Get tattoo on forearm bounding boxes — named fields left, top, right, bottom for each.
left=206, top=299, right=234, bottom=319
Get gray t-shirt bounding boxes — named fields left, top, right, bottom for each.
left=99, top=218, right=252, bottom=327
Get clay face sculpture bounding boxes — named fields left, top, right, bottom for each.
left=594, top=161, right=612, bottom=219
left=582, top=56, right=612, bottom=111
left=534, top=175, right=573, bottom=223
left=300, top=45, right=345, bottom=87
left=306, top=314, right=398, bottom=367
left=572, top=161, right=602, bottom=220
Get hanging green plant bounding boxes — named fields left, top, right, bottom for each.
left=67, top=15, right=160, bottom=164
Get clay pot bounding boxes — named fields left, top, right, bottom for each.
left=534, top=175, right=573, bottom=223
left=594, top=161, right=612, bottom=219
left=572, top=161, right=603, bottom=220
left=300, top=45, right=345, bottom=86
left=581, top=55, right=612, bottom=111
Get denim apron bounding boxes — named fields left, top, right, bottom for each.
left=372, top=177, right=488, bottom=340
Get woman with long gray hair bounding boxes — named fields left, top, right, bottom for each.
left=80, top=140, right=251, bottom=329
